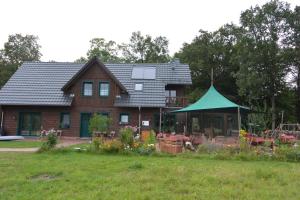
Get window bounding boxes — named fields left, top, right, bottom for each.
left=98, top=112, right=109, bottom=118
left=131, top=67, right=156, bottom=79
left=99, top=82, right=110, bottom=97
left=83, top=82, right=93, bottom=96
left=135, top=83, right=143, bottom=91
left=165, top=90, right=176, bottom=97
left=120, top=113, right=129, bottom=124
left=60, top=113, right=70, bottom=129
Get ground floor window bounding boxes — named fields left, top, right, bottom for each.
left=19, top=112, right=41, bottom=136
left=120, top=113, right=129, bottom=124
left=60, top=112, right=70, bottom=129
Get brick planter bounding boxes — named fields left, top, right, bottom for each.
left=158, top=138, right=183, bottom=154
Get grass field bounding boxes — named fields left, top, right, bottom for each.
left=0, top=140, right=42, bottom=148
left=0, top=152, right=299, bottom=200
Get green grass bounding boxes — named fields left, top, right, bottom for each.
left=0, top=152, right=299, bottom=199
left=0, top=140, right=42, bottom=148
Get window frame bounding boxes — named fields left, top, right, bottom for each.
left=134, top=83, right=143, bottom=91
left=82, top=81, right=93, bottom=97
left=99, top=81, right=110, bottom=97
left=60, top=112, right=71, bottom=129
left=119, top=113, right=129, bottom=124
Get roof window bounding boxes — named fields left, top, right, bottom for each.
left=131, top=67, right=156, bottom=79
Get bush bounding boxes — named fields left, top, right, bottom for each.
left=92, top=137, right=103, bottom=152
left=101, top=139, right=123, bottom=153
left=89, top=114, right=112, bottom=136
left=39, top=129, right=58, bottom=152
left=120, top=127, right=134, bottom=147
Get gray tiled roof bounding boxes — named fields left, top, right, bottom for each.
left=0, top=61, right=192, bottom=107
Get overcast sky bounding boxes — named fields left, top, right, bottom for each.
left=0, top=0, right=298, bottom=62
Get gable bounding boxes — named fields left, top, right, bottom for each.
left=62, top=57, right=127, bottom=93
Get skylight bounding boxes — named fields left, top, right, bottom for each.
left=131, top=67, right=156, bottom=79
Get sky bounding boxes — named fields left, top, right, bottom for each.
left=0, top=0, right=298, bottom=62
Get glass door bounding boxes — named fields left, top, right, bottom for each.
left=19, top=112, right=41, bottom=136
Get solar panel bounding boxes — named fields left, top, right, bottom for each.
left=132, top=67, right=156, bottom=79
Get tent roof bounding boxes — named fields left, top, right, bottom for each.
left=174, top=85, right=249, bottom=113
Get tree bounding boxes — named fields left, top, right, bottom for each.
left=3, top=34, right=41, bottom=65
left=175, top=25, right=241, bottom=103
left=285, top=6, right=300, bottom=122
left=86, top=38, right=121, bottom=63
left=0, top=34, right=42, bottom=88
left=120, top=31, right=170, bottom=63
left=235, top=0, right=291, bottom=130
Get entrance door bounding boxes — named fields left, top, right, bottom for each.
left=19, top=112, right=41, bottom=136
left=80, top=113, right=92, bottom=137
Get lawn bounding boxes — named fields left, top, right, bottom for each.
left=0, top=152, right=299, bottom=200
left=0, top=140, right=42, bottom=148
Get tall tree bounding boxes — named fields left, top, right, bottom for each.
left=285, top=6, right=300, bottom=122
left=0, top=34, right=42, bottom=88
left=235, top=0, right=291, bottom=130
left=3, top=34, right=41, bottom=65
left=120, top=31, right=170, bottom=63
left=175, top=25, right=241, bottom=103
left=86, top=38, right=121, bottom=63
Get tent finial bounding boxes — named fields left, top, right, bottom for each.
left=211, top=67, right=214, bottom=86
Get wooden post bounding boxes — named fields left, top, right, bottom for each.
left=159, top=108, right=162, bottom=133
left=211, top=67, right=214, bottom=86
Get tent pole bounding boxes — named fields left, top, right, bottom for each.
left=238, top=107, right=241, bottom=133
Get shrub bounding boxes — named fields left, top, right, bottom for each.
left=101, top=139, right=123, bottom=153
left=89, top=114, right=112, bottom=136
left=135, top=143, right=156, bottom=155
left=39, top=129, right=58, bottom=152
left=92, top=137, right=103, bottom=152
left=120, top=127, right=134, bottom=147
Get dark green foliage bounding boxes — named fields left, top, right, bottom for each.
left=120, top=127, right=134, bottom=147
left=0, top=33, right=42, bottom=88
left=88, top=113, right=112, bottom=136
left=175, top=25, right=241, bottom=104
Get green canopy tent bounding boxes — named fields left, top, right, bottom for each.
left=173, top=85, right=249, bottom=136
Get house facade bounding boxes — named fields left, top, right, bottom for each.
left=0, top=57, right=192, bottom=137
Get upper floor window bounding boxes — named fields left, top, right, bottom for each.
left=135, top=83, right=143, bottom=91
left=83, top=82, right=93, bottom=96
left=99, top=82, right=110, bottom=97
left=165, top=90, right=176, bottom=97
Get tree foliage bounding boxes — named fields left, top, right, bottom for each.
left=120, top=31, right=170, bottom=63
left=175, top=25, right=241, bottom=103
left=0, top=34, right=41, bottom=88
left=76, top=31, right=170, bottom=63
left=2, top=34, right=41, bottom=65
left=235, top=0, right=291, bottom=129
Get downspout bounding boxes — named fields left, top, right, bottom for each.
left=138, top=106, right=141, bottom=135
left=159, top=108, right=162, bottom=133
left=0, top=110, right=3, bottom=136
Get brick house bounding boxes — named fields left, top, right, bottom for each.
left=0, top=57, right=192, bottom=137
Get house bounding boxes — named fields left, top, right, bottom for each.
left=0, top=57, right=192, bottom=137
